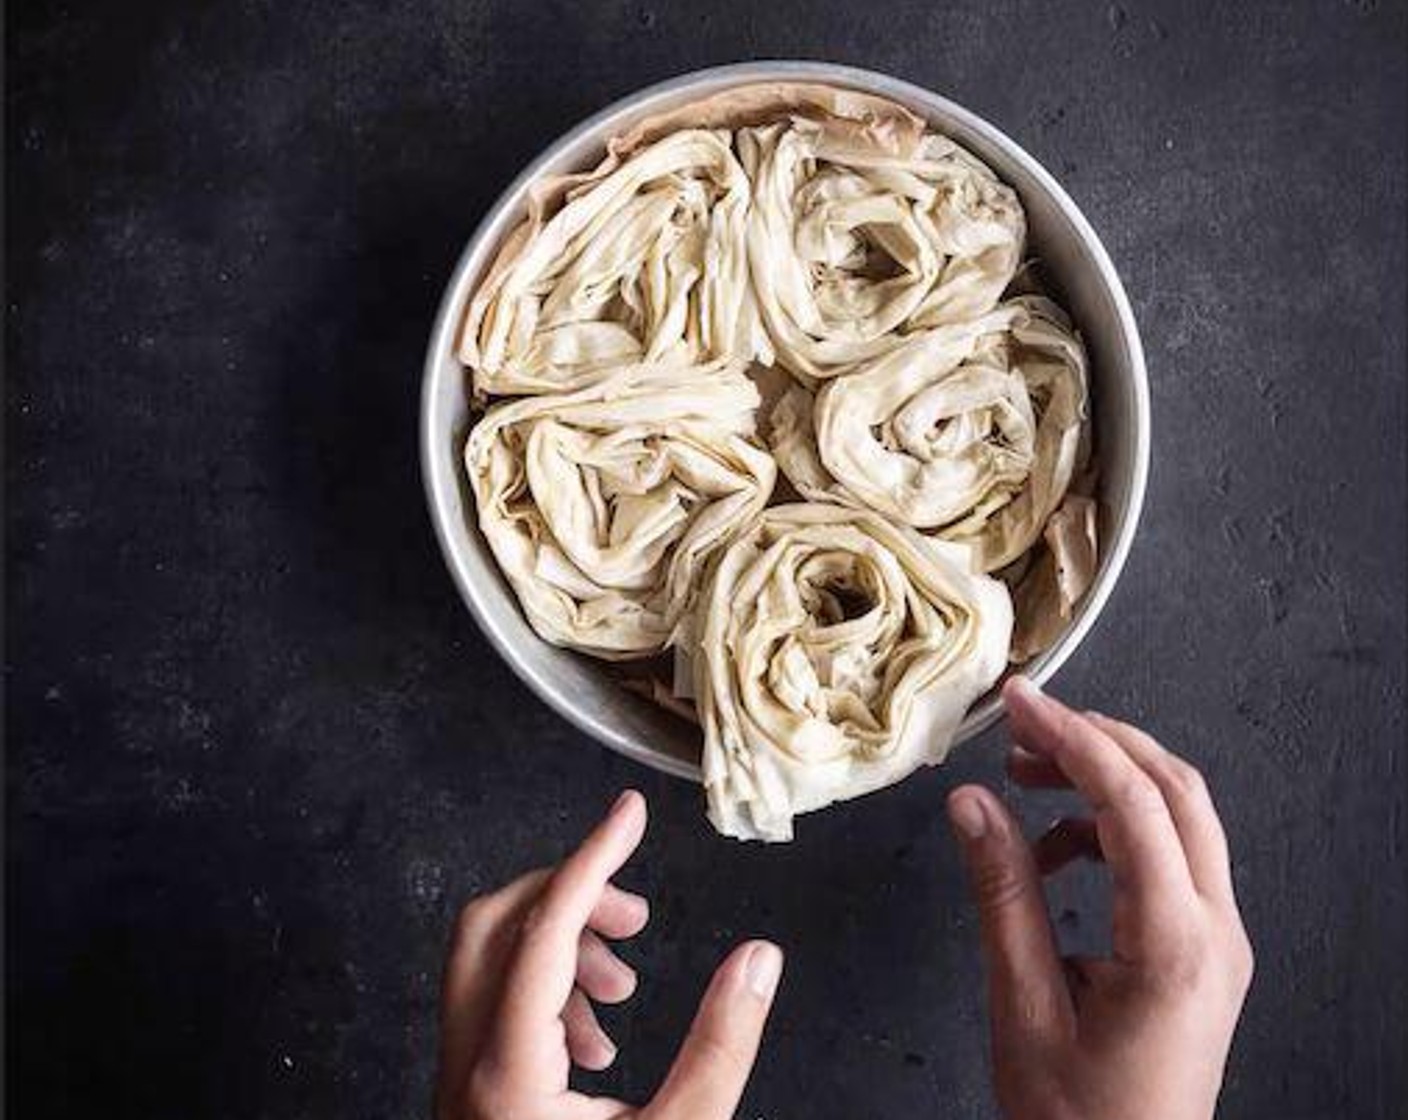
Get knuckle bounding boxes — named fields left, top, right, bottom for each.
left=692, top=1029, right=747, bottom=1076
left=516, top=897, right=571, bottom=952
left=1008, top=991, right=1065, bottom=1041
left=1111, top=773, right=1167, bottom=816
left=452, top=897, right=493, bottom=947
left=974, top=859, right=1034, bottom=911
left=1052, top=706, right=1087, bottom=749
left=518, top=900, right=554, bottom=941
left=1133, top=723, right=1167, bottom=752
left=1162, top=950, right=1207, bottom=993
left=1228, top=926, right=1256, bottom=991
left=1143, top=925, right=1211, bottom=994
left=1162, top=757, right=1208, bottom=801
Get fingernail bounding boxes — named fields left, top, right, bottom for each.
left=948, top=792, right=987, bottom=839
left=611, top=789, right=640, bottom=817
left=1007, top=675, right=1044, bottom=703
left=745, top=942, right=783, bottom=1000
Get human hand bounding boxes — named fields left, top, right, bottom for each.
left=948, top=678, right=1254, bottom=1120
left=434, top=790, right=784, bottom=1120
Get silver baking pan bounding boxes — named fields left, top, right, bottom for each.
left=421, top=61, right=1150, bottom=780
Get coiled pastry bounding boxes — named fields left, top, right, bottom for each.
left=461, top=130, right=757, bottom=396
left=691, top=503, right=1012, bottom=841
left=769, top=296, right=1089, bottom=573
left=465, top=358, right=776, bottom=658
left=739, top=113, right=1025, bottom=381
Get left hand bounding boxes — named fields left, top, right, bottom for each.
left=434, top=790, right=784, bottom=1120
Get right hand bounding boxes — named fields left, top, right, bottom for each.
left=947, top=677, right=1254, bottom=1120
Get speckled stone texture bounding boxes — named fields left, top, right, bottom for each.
left=6, top=2, right=1406, bottom=1117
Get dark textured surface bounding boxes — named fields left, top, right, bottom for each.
left=6, top=2, right=1406, bottom=1117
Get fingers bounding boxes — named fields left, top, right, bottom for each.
left=1007, top=746, right=1070, bottom=789
left=1003, top=678, right=1196, bottom=921
left=576, top=929, right=638, bottom=1004
left=647, top=941, right=783, bottom=1120
left=1033, top=817, right=1102, bottom=876
left=443, top=871, right=647, bottom=1012
left=590, top=883, right=650, bottom=940
left=563, top=987, right=617, bottom=1071
left=948, top=785, right=1073, bottom=1045
left=1006, top=682, right=1237, bottom=907
left=491, top=790, right=649, bottom=1079
left=1083, top=712, right=1235, bottom=904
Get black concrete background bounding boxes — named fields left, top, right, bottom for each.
left=6, top=1, right=1406, bottom=1117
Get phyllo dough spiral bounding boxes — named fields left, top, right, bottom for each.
left=769, top=296, right=1089, bottom=573
left=464, top=358, right=776, bottom=659
left=461, top=130, right=757, bottom=397
left=738, top=112, right=1025, bottom=381
left=692, top=503, right=1012, bottom=841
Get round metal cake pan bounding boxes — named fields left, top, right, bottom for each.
left=421, top=61, right=1151, bottom=781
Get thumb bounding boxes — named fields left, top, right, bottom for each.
left=948, top=785, right=1073, bottom=1045
left=646, top=940, right=783, bottom=1120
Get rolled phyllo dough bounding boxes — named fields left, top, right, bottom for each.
left=464, top=358, right=776, bottom=658
left=739, top=113, right=1025, bottom=381
left=462, top=130, right=758, bottom=396
left=769, top=296, right=1089, bottom=573
left=692, top=503, right=1012, bottom=841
